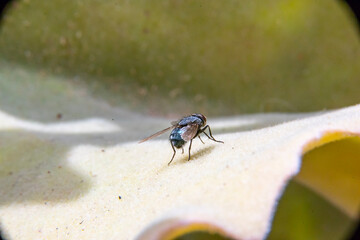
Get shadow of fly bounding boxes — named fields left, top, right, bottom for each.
left=139, top=113, right=224, bottom=165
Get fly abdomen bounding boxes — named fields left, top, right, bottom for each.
left=169, top=128, right=186, bottom=148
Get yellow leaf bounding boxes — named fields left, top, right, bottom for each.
left=296, top=134, right=360, bottom=218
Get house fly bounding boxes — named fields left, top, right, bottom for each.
left=139, top=113, right=223, bottom=165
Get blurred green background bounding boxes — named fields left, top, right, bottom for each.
left=0, top=0, right=359, bottom=116
left=0, top=1, right=359, bottom=239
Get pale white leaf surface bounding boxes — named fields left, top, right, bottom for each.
left=0, top=103, right=359, bottom=240
left=1, top=64, right=359, bottom=240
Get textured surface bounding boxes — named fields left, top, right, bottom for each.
left=0, top=76, right=359, bottom=239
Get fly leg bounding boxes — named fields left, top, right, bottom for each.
left=198, top=135, right=205, bottom=144
left=168, top=141, right=177, bottom=165
left=181, top=147, right=184, bottom=154
left=201, top=125, right=224, bottom=143
left=188, top=139, right=193, bottom=161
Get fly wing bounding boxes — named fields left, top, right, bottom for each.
left=139, top=126, right=174, bottom=143
left=171, top=120, right=179, bottom=126
left=180, top=124, right=199, bottom=141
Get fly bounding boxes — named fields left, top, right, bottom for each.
left=139, top=113, right=224, bottom=165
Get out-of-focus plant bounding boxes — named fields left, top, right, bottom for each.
left=0, top=0, right=359, bottom=115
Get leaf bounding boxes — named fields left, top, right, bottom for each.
left=296, top=135, right=360, bottom=218
left=268, top=181, right=353, bottom=240
left=0, top=63, right=359, bottom=239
